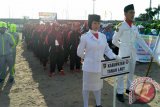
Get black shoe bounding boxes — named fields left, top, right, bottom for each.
left=116, top=93, right=125, bottom=102
left=9, top=78, right=14, bottom=83
left=126, top=89, right=130, bottom=94
left=95, top=105, right=103, bottom=107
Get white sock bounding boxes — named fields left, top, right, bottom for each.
left=93, top=90, right=101, bottom=106
left=83, top=90, right=89, bottom=107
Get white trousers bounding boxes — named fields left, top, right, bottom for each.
left=117, top=58, right=136, bottom=94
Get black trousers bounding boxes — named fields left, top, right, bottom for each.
left=32, top=40, right=39, bottom=57
left=49, top=47, right=64, bottom=73
left=40, top=44, right=49, bottom=67
left=70, top=50, right=81, bottom=70
left=64, top=46, right=69, bottom=63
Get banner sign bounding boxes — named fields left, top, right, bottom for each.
left=136, top=35, right=158, bottom=62
left=39, top=12, right=57, bottom=21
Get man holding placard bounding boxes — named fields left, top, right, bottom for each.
left=112, top=4, right=155, bottom=102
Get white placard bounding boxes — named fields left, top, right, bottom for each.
left=101, top=57, right=131, bottom=78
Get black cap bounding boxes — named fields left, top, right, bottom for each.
left=124, top=4, right=134, bottom=13
left=88, top=14, right=101, bottom=29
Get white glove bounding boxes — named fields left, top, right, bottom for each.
left=115, top=55, right=122, bottom=60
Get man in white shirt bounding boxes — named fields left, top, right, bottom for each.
left=112, top=4, right=154, bottom=102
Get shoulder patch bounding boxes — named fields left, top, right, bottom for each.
left=115, top=22, right=122, bottom=32
left=117, top=22, right=122, bottom=27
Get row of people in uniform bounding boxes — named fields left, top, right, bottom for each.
left=22, top=21, right=119, bottom=78
left=22, top=22, right=87, bottom=77
left=0, top=22, right=19, bottom=83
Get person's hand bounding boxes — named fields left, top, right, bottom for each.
left=149, top=50, right=155, bottom=58
left=115, top=55, right=122, bottom=61
left=81, top=59, right=84, bottom=64
left=150, top=52, right=156, bottom=61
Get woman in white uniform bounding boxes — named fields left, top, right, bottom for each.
left=77, top=14, right=120, bottom=107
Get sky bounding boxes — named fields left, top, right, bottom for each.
left=0, top=0, right=159, bottom=20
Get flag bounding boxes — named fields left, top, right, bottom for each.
left=154, top=34, right=160, bottom=65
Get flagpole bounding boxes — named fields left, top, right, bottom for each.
left=145, top=33, right=160, bottom=77
left=146, top=33, right=160, bottom=77
left=113, top=77, right=117, bottom=107
left=140, top=34, right=160, bottom=96
left=145, top=57, right=154, bottom=77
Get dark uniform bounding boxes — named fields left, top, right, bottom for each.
left=62, top=24, right=70, bottom=63
left=38, top=25, right=49, bottom=70
left=69, top=24, right=81, bottom=72
left=80, top=21, right=89, bottom=34
left=32, top=26, right=40, bottom=58
left=47, top=23, right=64, bottom=77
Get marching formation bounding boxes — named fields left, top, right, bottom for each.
left=22, top=21, right=89, bottom=77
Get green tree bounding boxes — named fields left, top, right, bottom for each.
left=153, top=5, right=160, bottom=20
left=145, top=8, right=155, bottom=20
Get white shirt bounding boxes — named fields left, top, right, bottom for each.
left=77, top=30, right=116, bottom=73
left=112, top=21, right=153, bottom=59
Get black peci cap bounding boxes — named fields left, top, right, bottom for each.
left=124, top=4, right=134, bottom=13
left=88, top=14, right=101, bottom=29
